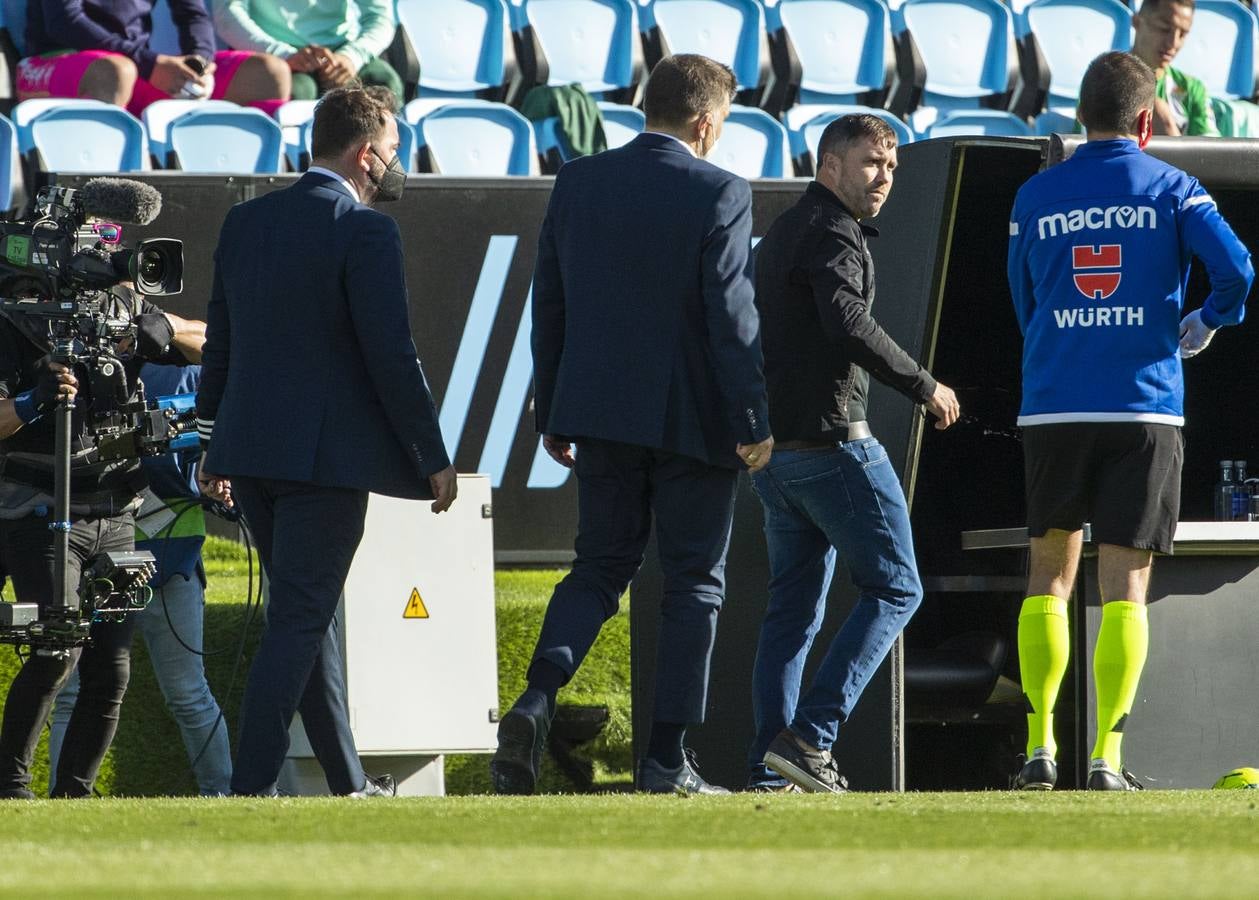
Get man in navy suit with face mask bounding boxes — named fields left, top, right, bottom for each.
left=492, top=54, right=774, bottom=795
left=196, top=84, right=456, bottom=797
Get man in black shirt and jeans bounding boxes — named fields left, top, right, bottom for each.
left=0, top=288, right=203, bottom=799
left=748, top=114, right=959, bottom=793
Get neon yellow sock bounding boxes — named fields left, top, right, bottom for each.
left=1091, top=600, right=1149, bottom=770
left=1018, top=594, right=1070, bottom=759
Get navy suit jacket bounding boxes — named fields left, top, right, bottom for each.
left=197, top=172, right=449, bottom=499
left=531, top=133, right=770, bottom=469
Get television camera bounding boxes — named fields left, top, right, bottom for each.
left=0, top=178, right=193, bottom=651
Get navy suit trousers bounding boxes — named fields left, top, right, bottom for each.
left=531, top=439, right=738, bottom=724
left=230, top=477, right=368, bottom=796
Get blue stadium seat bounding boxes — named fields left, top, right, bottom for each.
left=650, top=0, right=767, bottom=92
left=519, top=0, right=642, bottom=98
left=708, top=104, right=791, bottom=178
left=149, top=0, right=182, bottom=56
left=800, top=106, right=914, bottom=171
left=17, top=100, right=149, bottom=172
left=532, top=100, right=644, bottom=167
left=0, top=114, right=17, bottom=211
left=167, top=107, right=284, bottom=173
left=923, top=108, right=1034, bottom=138
left=416, top=101, right=539, bottom=175
left=1173, top=0, right=1259, bottom=100
left=144, top=99, right=239, bottom=167
left=1020, top=0, right=1132, bottom=119
left=598, top=101, right=645, bottom=148
left=779, top=0, right=897, bottom=136
left=397, top=0, right=518, bottom=102
left=1034, top=109, right=1079, bottom=135
left=899, top=0, right=1018, bottom=133
left=275, top=99, right=319, bottom=171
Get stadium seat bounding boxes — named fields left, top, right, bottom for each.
left=707, top=104, right=791, bottom=178
left=18, top=100, right=149, bottom=172
left=532, top=100, right=644, bottom=170
left=515, top=0, right=643, bottom=104
left=779, top=0, right=897, bottom=136
left=1016, top=0, right=1132, bottom=122
left=396, top=0, right=521, bottom=104
left=598, top=101, right=645, bottom=148
left=898, top=0, right=1019, bottom=134
left=922, top=108, right=1034, bottom=138
left=1034, top=108, right=1079, bottom=135
left=275, top=99, right=319, bottom=170
left=649, top=0, right=768, bottom=93
left=1173, top=0, right=1259, bottom=101
left=144, top=99, right=239, bottom=167
left=800, top=106, right=914, bottom=173
left=167, top=107, right=284, bottom=173
left=149, top=0, right=182, bottom=56
left=0, top=113, right=17, bottom=211
left=416, top=101, right=539, bottom=175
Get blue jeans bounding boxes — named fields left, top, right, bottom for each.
left=49, top=572, right=233, bottom=796
left=747, top=438, right=923, bottom=787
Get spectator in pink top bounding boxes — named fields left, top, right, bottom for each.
left=17, top=1, right=291, bottom=116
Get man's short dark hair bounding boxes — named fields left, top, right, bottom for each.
left=311, top=82, right=393, bottom=159
left=1138, top=0, right=1195, bottom=15
left=643, top=54, right=737, bottom=129
left=1077, top=51, right=1157, bottom=135
left=817, top=114, right=897, bottom=165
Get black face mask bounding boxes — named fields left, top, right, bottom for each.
left=367, top=146, right=406, bottom=202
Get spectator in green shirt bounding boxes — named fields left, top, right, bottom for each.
left=1132, top=0, right=1219, bottom=137
left=214, top=0, right=403, bottom=104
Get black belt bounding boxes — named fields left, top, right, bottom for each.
left=776, top=421, right=872, bottom=450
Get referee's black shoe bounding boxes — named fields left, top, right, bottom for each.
left=1086, top=760, right=1144, bottom=791
left=491, top=693, right=551, bottom=795
left=1013, top=747, right=1057, bottom=791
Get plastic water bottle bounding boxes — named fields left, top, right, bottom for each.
left=1233, top=461, right=1250, bottom=520
left=1215, top=460, right=1235, bottom=521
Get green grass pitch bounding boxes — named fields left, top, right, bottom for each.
left=2, top=791, right=1258, bottom=897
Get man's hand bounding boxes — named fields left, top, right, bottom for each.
left=196, top=453, right=233, bottom=507
left=925, top=382, right=961, bottom=430
left=737, top=435, right=774, bottom=473
left=543, top=435, right=576, bottom=468
left=34, top=357, right=78, bottom=407
left=1179, top=309, right=1217, bottom=358
left=287, top=46, right=324, bottom=73
left=429, top=465, right=458, bottom=513
left=151, top=54, right=212, bottom=96
left=1152, top=97, right=1181, bottom=137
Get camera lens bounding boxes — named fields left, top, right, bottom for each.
left=137, top=249, right=165, bottom=283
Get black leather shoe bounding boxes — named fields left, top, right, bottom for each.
left=637, top=749, right=730, bottom=795
left=0, top=786, right=36, bottom=800
left=1013, top=748, right=1058, bottom=791
left=1086, top=760, right=1143, bottom=791
left=349, top=773, right=396, bottom=798
left=763, top=729, right=849, bottom=794
left=491, top=700, right=550, bottom=795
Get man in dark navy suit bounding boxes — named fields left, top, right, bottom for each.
left=491, top=54, right=773, bottom=795
left=196, top=85, right=456, bottom=797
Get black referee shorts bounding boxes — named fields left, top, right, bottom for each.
left=1023, top=422, right=1183, bottom=555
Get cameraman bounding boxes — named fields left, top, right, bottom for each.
left=0, top=288, right=204, bottom=800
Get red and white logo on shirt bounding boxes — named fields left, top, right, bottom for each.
left=1072, top=244, right=1122, bottom=301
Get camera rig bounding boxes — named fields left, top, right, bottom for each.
left=0, top=181, right=190, bottom=651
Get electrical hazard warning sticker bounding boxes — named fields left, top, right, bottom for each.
left=403, top=588, right=429, bottom=619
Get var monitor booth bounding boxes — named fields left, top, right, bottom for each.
left=53, top=134, right=1259, bottom=791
